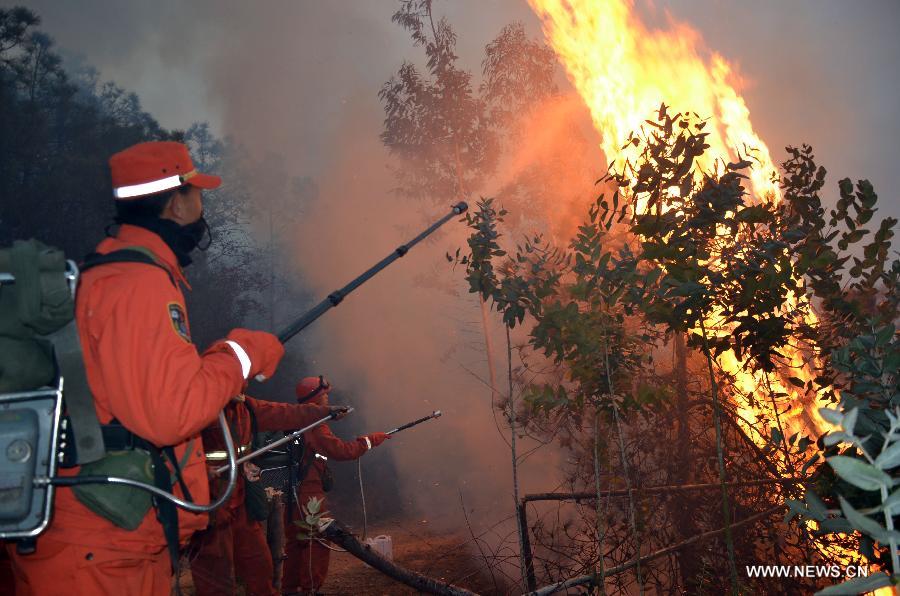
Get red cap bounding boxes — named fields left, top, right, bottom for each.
left=109, top=141, right=221, bottom=200
left=296, top=376, right=330, bottom=404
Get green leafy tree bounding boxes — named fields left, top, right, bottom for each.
left=0, top=7, right=167, bottom=256
left=379, top=0, right=495, bottom=203
left=451, top=104, right=898, bottom=593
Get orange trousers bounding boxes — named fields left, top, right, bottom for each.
left=5, top=536, right=170, bottom=596
left=281, top=494, right=331, bottom=594
left=282, top=537, right=330, bottom=595
left=190, top=504, right=276, bottom=596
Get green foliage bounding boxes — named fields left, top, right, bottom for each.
left=830, top=322, right=900, bottom=415
left=451, top=106, right=834, bottom=416
left=451, top=101, right=900, bottom=579
left=780, top=145, right=899, bottom=342
left=293, top=496, right=334, bottom=541
left=480, top=22, right=558, bottom=134
left=614, top=108, right=807, bottom=375
left=793, top=321, right=900, bottom=574
left=380, top=2, right=559, bottom=212
left=792, top=405, right=900, bottom=586
left=380, top=0, right=495, bottom=202
left=451, top=193, right=650, bottom=415
left=776, top=141, right=900, bottom=578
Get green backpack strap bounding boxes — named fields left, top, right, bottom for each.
left=80, top=247, right=176, bottom=287
left=61, top=247, right=176, bottom=465
left=47, top=319, right=106, bottom=464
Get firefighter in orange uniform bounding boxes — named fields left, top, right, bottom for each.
left=190, top=394, right=347, bottom=596
left=281, top=376, right=390, bottom=595
left=6, top=141, right=286, bottom=595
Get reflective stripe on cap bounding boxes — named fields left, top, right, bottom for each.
left=113, top=174, right=184, bottom=199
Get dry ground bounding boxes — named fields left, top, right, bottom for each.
left=323, top=519, right=507, bottom=595
left=177, top=518, right=509, bottom=595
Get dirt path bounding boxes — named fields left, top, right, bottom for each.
left=177, top=518, right=510, bottom=595
left=322, top=519, right=506, bottom=595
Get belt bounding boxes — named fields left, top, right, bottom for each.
left=205, top=443, right=251, bottom=461
left=59, top=418, right=150, bottom=468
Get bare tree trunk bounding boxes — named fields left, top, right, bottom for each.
left=671, top=332, right=702, bottom=591
left=593, top=412, right=607, bottom=596
left=479, top=296, right=498, bottom=397
left=269, top=206, right=275, bottom=329
left=601, top=330, right=643, bottom=595
left=699, top=318, right=739, bottom=595
left=612, top=404, right=643, bottom=596
left=506, top=327, right=528, bottom=589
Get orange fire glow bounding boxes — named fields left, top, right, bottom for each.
left=526, top=0, right=780, bottom=199
left=525, top=0, right=828, bottom=450
left=525, top=0, right=879, bottom=581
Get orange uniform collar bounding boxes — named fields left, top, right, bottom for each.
left=110, top=224, right=191, bottom=289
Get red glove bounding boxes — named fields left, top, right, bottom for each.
left=367, top=432, right=391, bottom=448
left=223, top=329, right=285, bottom=381
left=329, top=406, right=351, bottom=420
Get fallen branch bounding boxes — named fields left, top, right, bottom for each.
left=523, top=505, right=784, bottom=596
left=321, top=519, right=480, bottom=596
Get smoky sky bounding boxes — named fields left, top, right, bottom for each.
left=21, top=0, right=900, bottom=221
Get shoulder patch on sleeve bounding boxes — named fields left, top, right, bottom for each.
left=167, top=302, right=192, bottom=342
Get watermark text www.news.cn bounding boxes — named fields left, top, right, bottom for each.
left=745, top=564, right=870, bottom=579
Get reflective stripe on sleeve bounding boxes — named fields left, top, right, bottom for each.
left=364, top=436, right=372, bottom=450
left=225, top=340, right=252, bottom=379
left=205, top=443, right=252, bottom=461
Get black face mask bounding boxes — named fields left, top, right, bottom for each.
left=113, top=215, right=212, bottom=267
left=180, top=216, right=212, bottom=254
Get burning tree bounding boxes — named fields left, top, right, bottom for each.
left=452, top=106, right=899, bottom=594
left=380, top=2, right=897, bottom=594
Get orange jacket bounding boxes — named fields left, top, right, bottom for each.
left=203, top=396, right=331, bottom=511
left=49, top=224, right=248, bottom=554
left=297, top=424, right=370, bottom=499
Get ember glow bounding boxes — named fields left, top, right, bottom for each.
left=526, top=0, right=780, bottom=199
left=526, top=0, right=871, bottom=573
left=526, top=0, right=831, bottom=450
left=528, top=0, right=890, bottom=594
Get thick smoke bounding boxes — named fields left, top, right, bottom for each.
left=23, top=0, right=899, bottom=214
left=277, top=93, right=574, bottom=533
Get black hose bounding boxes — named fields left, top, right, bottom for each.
left=276, top=202, right=467, bottom=344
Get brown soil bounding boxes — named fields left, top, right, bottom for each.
left=177, top=518, right=509, bottom=595
left=322, top=519, right=506, bottom=595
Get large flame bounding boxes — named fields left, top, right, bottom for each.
left=526, top=0, right=876, bottom=580
left=526, top=0, right=779, bottom=199
left=525, top=0, right=826, bottom=451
